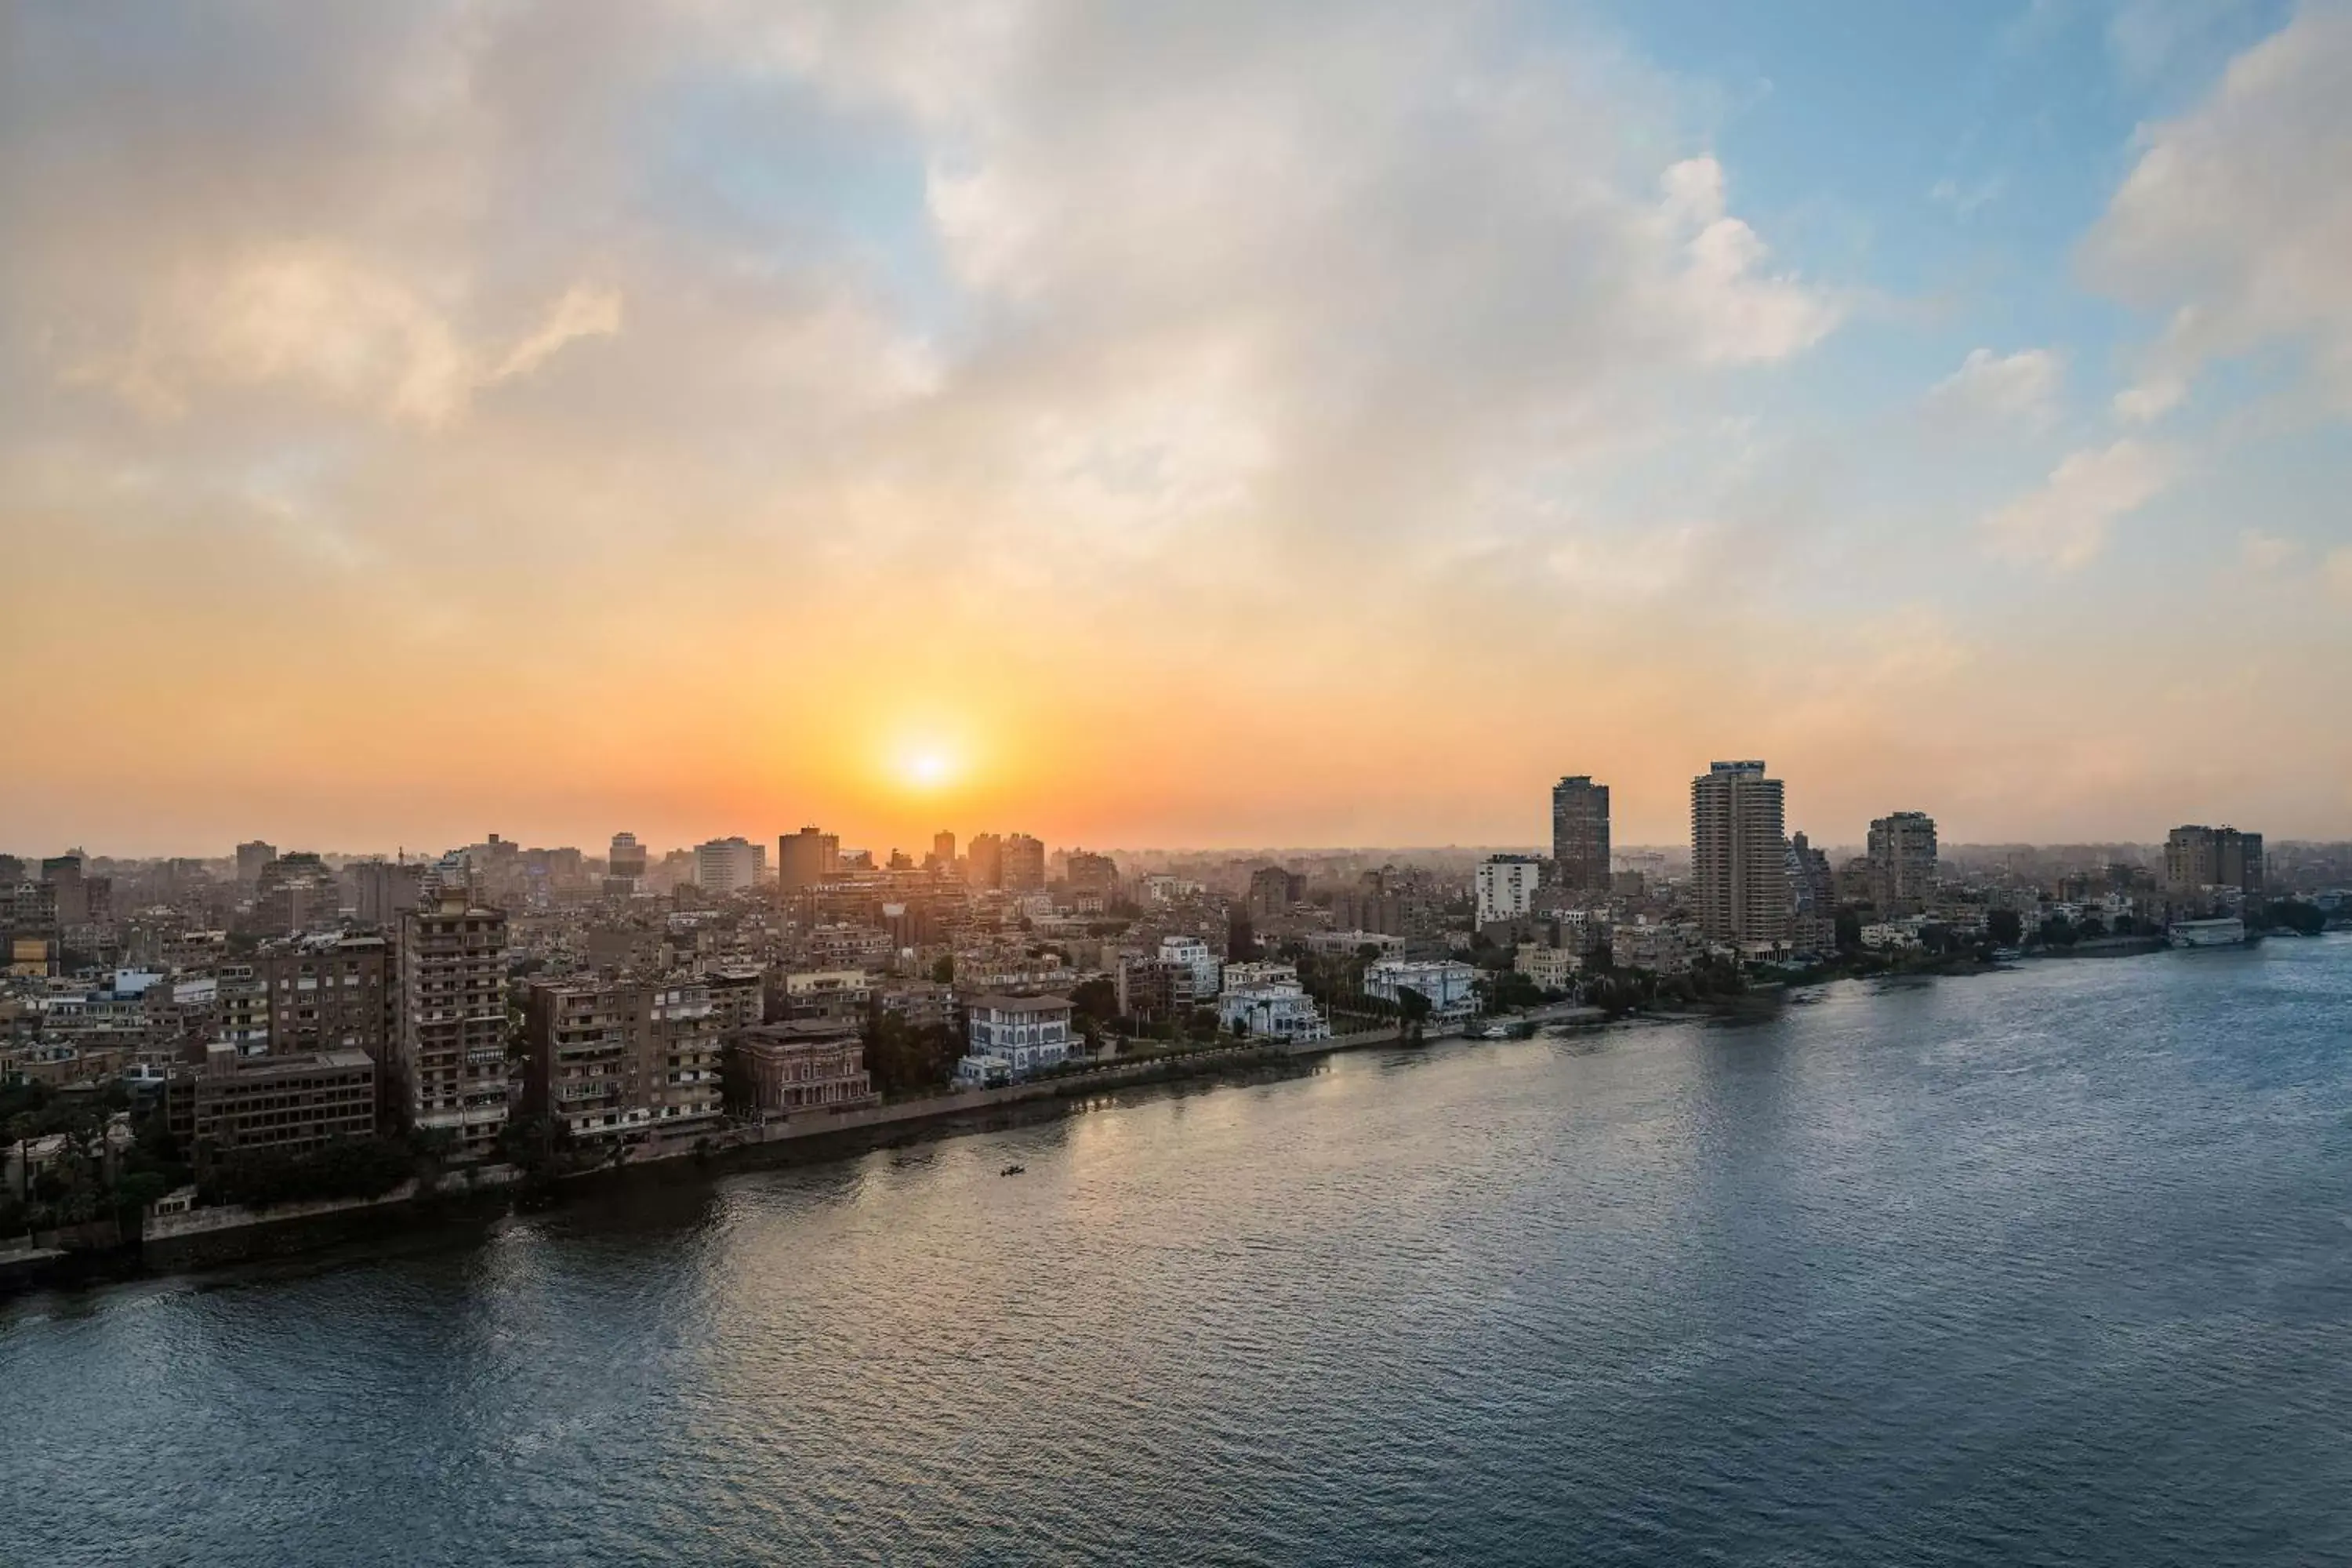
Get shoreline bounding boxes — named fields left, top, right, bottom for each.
left=23, top=938, right=2285, bottom=1296
left=5, top=1012, right=1620, bottom=1298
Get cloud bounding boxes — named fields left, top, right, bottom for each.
left=1928, top=347, right=2064, bottom=427
left=1929, top=175, right=2005, bottom=219
left=1982, top=440, right=2176, bottom=569
left=2240, top=529, right=2297, bottom=571
left=2113, top=372, right=2188, bottom=423
left=2328, top=546, right=2352, bottom=604
left=490, top=284, right=624, bottom=385
left=59, top=248, right=622, bottom=428
left=2085, top=5, right=2352, bottom=417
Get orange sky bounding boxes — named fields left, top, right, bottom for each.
left=5, top=3, right=2350, bottom=859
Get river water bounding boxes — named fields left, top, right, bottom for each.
left=6, top=938, right=2352, bottom=1566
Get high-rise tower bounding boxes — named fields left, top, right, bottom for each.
left=1691, top=761, right=1789, bottom=946
left=1551, top=776, right=1611, bottom=893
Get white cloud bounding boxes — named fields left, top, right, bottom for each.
left=1929, top=175, right=2005, bottom=219
left=2085, top=5, right=2352, bottom=417
left=1928, top=347, right=2065, bottom=426
left=2113, top=372, right=2188, bottom=423
left=1983, top=440, right=2176, bottom=569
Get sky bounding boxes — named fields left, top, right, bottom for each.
left=3, top=0, right=2350, bottom=859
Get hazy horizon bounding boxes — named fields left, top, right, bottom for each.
left=6, top=2, right=2350, bottom=855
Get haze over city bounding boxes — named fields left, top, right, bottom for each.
left=4, top=2, right=2349, bottom=857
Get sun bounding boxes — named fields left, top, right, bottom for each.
left=902, top=749, right=956, bottom=789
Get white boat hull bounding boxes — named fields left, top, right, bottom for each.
left=2169, top=918, right=2247, bottom=949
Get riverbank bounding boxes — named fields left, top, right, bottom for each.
left=0, top=989, right=1857, bottom=1294
left=0, top=1021, right=1477, bottom=1294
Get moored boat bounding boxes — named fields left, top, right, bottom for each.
left=2168, top=917, right=2247, bottom=949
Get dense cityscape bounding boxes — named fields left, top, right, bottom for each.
left=5, top=762, right=2346, bottom=1282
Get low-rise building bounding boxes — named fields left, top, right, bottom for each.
left=176, top=1044, right=377, bottom=1162
left=1361, top=958, right=1479, bottom=1023
left=954, top=993, right=1077, bottom=1086
left=1475, top=855, right=1542, bottom=927
left=764, top=968, right=871, bottom=1025
left=1514, top=943, right=1583, bottom=991
left=1610, top=921, right=1707, bottom=975
left=731, top=1022, right=877, bottom=1116
left=1156, top=935, right=1221, bottom=1000
left=1216, top=962, right=1330, bottom=1042
left=875, top=979, right=956, bottom=1033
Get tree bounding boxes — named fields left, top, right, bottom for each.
left=931, top=954, right=954, bottom=985
left=1227, top=913, right=1258, bottom=961
left=2266, top=899, right=2327, bottom=936
left=1069, top=977, right=1120, bottom=1029
left=1396, top=986, right=1432, bottom=1043
left=1834, top=909, right=1864, bottom=952
left=1986, top=909, right=2024, bottom=947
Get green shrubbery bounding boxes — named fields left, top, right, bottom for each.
left=196, top=1137, right=414, bottom=1210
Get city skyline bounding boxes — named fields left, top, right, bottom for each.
left=6, top=3, right=2352, bottom=854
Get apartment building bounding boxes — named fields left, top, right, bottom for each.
left=394, top=895, right=511, bottom=1157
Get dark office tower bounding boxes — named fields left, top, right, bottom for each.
left=778, top=826, right=839, bottom=895
left=1550, top=777, right=1611, bottom=893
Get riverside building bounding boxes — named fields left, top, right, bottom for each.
left=394, top=895, right=511, bottom=1158
left=1691, top=760, right=1790, bottom=949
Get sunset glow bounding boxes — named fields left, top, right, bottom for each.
left=2, top=2, right=2349, bottom=856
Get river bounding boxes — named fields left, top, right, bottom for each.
left=6, top=938, right=2351, bottom=1565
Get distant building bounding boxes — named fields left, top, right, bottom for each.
left=1158, top=935, right=1221, bottom=1000
left=394, top=895, right=510, bottom=1158
left=764, top=968, right=871, bottom=1025
left=2165, top=826, right=2264, bottom=898
left=251, top=852, right=339, bottom=936
left=1691, top=760, right=1789, bottom=946
left=955, top=993, right=1076, bottom=1085
left=875, top=979, right=956, bottom=1034
left=693, top=837, right=765, bottom=895
left=967, top=833, right=1004, bottom=890
left=1247, top=864, right=1304, bottom=918
left=703, top=965, right=767, bottom=1034
left=1000, top=833, right=1047, bottom=893
left=1551, top=776, right=1612, bottom=894
left=778, top=827, right=838, bottom=895
left=732, top=1022, right=878, bottom=1116
left=1361, top=957, right=1479, bottom=1023
left=608, top=832, right=648, bottom=884
left=348, top=859, right=423, bottom=927
left=1067, top=851, right=1120, bottom=900
left=1866, top=811, right=1939, bottom=915
left=256, top=933, right=390, bottom=1067
left=235, top=840, right=277, bottom=885
left=1301, top=929, right=1404, bottom=960
left=931, top=830, right=956, bottom=869
left=1475, top=855, right=1542, bottom=927
left=1611, top=921, right=1708, bottom=975
left=1515, top=944, right=1583, bottom=991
